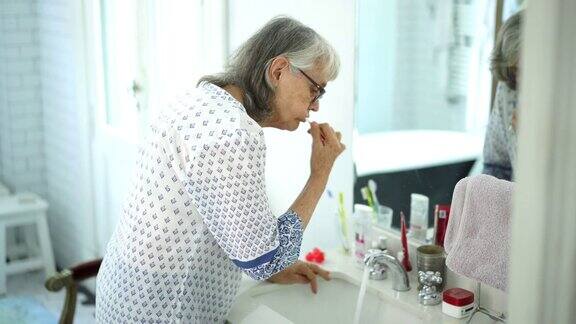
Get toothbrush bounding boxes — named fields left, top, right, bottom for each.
left=400, top=211, right=412, bottom=272
left=360, top=186, right=374, bottom=208
left=337, top=192, right=348, bottom=238
left=306, top=118, right=326, bottom=144
left=368, top=179, right=380, bottom=212
left=360, top=186, right=377, bottom=222
left=328, top=190, right=350, bottom=253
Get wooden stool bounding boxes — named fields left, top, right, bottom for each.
left=0, top=192, right=55, bottom=295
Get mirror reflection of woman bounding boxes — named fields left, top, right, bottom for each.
left=483, top=11, right=523, bottom=181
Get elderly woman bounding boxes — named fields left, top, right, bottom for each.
left=483, top=11, right=522, bottom=180
left=95, top=17, right=344, bottom=323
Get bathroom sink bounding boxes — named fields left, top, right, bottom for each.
left=235, top=272, right=425, bottom=324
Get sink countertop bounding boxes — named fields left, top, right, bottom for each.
left=228, top=249, right=498, bottom=324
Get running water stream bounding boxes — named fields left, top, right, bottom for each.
left=352, top=267, right=370, bottom=324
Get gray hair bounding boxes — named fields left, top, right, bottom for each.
left=198, top=16, right=340, bottom=122
left=490, top=11, right=523, bottom=90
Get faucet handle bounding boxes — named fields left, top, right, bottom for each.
left=418, top=271, right=443, bottom=286
left=418, top=284, right=442, bottom=305
left=418, top=271, right=443, bottom=306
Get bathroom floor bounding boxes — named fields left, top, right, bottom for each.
left=4, top=270, right=96, bottom=323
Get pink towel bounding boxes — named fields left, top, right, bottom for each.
left=444, top=174, right=514, bottom=291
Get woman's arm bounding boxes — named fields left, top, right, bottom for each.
left=483, top=83, right=514, bottom=180
left=290, top=122, right=344, bottom=228
left=174, top=123, right=342, bottom=281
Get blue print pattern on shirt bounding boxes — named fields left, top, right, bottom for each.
left=95, top=83, right=305, bottom=324
left=234, top=210, right=303, bottom=280
left=483, top=163, right=512, bottom=181
left=483, top=82, right=518, bottom=181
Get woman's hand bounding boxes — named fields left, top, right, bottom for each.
left=267, top=260, right=331, bottom=294
left=289, top=122, right=345, bottom=227
left=308, top=122, right=345, bottom=179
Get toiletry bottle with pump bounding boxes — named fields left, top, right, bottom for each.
left=353, top=204, right=373, bottom=266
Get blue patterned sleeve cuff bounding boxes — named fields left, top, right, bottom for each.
left=231, top=210, right=303, bottom=280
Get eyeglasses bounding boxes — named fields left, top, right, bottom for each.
left=297, top=68, right=326, bottom=104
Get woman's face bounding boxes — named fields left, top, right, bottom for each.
left=267, top=59, right=327, bottom=131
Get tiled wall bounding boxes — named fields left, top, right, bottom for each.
left=0, top=0, right=97, bottom=268
left=356, top=0, right=495, bottom=134
left=0, top=0, right=46, bottom=194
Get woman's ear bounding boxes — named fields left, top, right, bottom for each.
left=268, top=56, right=290, bottom=87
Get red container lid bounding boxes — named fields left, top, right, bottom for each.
left=443, top=288, right=474, bottom=306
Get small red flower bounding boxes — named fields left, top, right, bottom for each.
left=305, top=247, right=325, bottom=264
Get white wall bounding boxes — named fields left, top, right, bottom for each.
left=37, top=0, right=97, bottom=267
left=0, top=0, right=46, bottom=194
left=509, top=0, right=576, bottom=322
left=227, top=0, right=356, bottom=254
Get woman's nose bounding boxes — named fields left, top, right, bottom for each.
left=309, top=100, right=320, bottom=112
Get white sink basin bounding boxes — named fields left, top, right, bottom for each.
left=235, top=272, right=425, bottom=324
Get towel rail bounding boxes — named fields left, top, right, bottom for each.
left=466, top=282, right=506, bottom=323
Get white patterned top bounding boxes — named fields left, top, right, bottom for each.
left=483, top=82, right=518, bottom=181
left=95, top=83, right=303, bottom=323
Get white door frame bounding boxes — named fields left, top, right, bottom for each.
left=79, top=0, right=108, bottom=254
left=83, top=0, right=148, bottom=255
left=508, top=0, right=576, bottom=322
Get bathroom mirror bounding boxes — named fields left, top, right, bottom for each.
left=353, top=0, right=523, bottom=230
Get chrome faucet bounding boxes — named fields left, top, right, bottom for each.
left=364, top=250, right=410, bottom=291
left=363, top=249, right=388, bottom=280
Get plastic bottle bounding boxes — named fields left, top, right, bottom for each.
left=433, top=204, right=451, bottom=247
left=371, top=236, right=387, bottom=251
left=409, top=193, right=429, bottom=241
left=353, top=204, right=373, bottom=266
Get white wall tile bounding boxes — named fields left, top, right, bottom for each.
left=1, top=16, right=19, bottom=30
left=3, top=60, right=36, bottom=74
left=6, top=88, right=38, bottom=102
left=19, top=45, right=40, bottom=59
left=0, top=46, right=20, bottom=59
left=1, top=3, right=33, bottom=16
left=3, top=30, right=35, bottom=44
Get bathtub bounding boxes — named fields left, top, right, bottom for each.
left=353, top=130, right=484, bottom=228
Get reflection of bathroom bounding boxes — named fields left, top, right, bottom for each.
left=351, top=1, right=521, bottom=321
left=0, top=0, right=575, bottom=323
left=350, top=1, right=571, bottom=323
left=353, top=0, right=502, bottom=228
